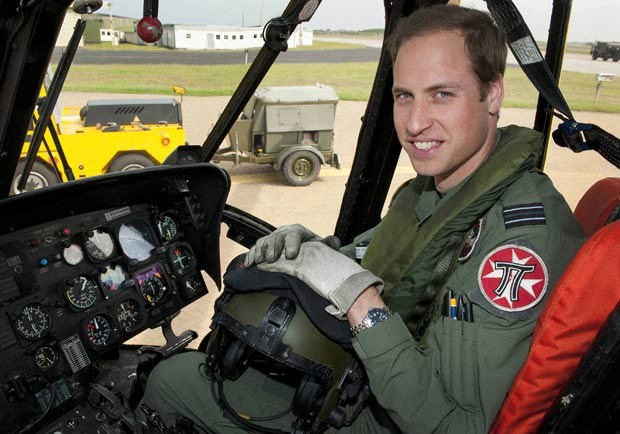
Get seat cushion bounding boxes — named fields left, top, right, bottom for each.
left=574, top=177, right=620, bottom=236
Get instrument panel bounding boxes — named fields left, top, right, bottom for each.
left=0, top=163, right=229, bottom=433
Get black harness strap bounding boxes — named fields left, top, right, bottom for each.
left=485, top=0, right=620, bottom=170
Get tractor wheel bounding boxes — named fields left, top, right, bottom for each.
left=109, top=154, right=155, bottom=172
left=282, top=151, right=320, bottom=186
left=11, top=160, right=60, bottom=195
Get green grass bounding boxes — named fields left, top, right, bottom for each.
left=63, top=62, right=620, bottom=112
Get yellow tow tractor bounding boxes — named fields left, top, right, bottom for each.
left=12, top=79, right=187, bottom=194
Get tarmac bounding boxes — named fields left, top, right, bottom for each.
left=60, top=91, right=620, bottom=347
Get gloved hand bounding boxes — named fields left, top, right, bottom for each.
left=257, top=241, right=383, bottom=318
left=244, top=224, right=340, bottom=267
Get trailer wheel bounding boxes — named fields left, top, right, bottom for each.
left=282, top=151, right=320, bottom=186
left=109, top=154, right=155, bottom=172
left=11, top=160, right=59, bottom=195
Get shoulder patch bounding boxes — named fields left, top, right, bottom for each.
left=503, top=203, right=546, bottom=229
left=477, top=244, right=548, bottom=312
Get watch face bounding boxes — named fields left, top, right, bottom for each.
left=362, top=307, right=393, bottom=328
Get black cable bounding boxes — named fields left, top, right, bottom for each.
left=210, top=371, right=294, bottom=434
left=16, top=385, right=55, bottom=434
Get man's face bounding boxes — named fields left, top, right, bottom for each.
left=392, top=31, right=503, bottom=193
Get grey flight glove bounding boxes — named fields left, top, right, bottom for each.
left=257, top=241, right=384, bottom=319
left=244, top=224, right=341, bottom=267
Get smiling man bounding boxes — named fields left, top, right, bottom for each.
left=142, top=5, right=586, bottom=434
left=391, top=28, right=502, bottom=194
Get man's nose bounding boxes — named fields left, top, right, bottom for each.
left=406, top=102, right=433, bottom=136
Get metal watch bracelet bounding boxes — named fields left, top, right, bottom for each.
left=350, top=307, right=393, bottom=337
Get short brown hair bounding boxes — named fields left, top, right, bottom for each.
left=388, top=4, right=507, bottom=98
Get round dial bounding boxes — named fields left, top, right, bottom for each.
left=118, top=220, right=155, bottom=262
left=65, top=276, right=98, bottom=309
left=99, top=265, right=127, bottom=295
left=62, top=243, right=84, bottom=266
left=85, top=229, right=115, bottom=261
left=34, top=345, right=58, bottom=370
left=15, top=304, right=52, bottom=340
left=168, top=244, right=195, bottom=276
left=182, top=275, right=203, bottom=298
left=117, top=299, right=140, bottom=332
left=157, top=215, right=179, bottom=242
left=138, top=275, right=166, bottom=303
left=86, top=315, right=113, bottom=349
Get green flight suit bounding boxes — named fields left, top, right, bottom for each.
left=141, top=125, right=585, bottom=434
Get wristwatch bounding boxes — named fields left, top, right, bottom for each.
left=350, top=307, right=393, bottom=337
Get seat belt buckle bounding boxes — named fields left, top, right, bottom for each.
left=552, top=120, right=595, bottom=152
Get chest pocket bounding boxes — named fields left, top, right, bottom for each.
left=438, top=313, right=481, bottom=410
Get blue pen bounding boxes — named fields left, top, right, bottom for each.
left=449, top=298, right=457, bottom=320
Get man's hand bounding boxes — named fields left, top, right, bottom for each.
left=257, top=241, right=383, bottom=318
left=244, top=224, right=340, bottom=267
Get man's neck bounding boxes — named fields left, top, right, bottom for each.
left=434, top=127, right=501, bottom=195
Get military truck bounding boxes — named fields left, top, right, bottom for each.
left=591, top=41, right=620, bottom=61
left=215, top=84, right=340, bottom=186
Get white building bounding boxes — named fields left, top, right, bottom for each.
left=56, top=10, right=84, bottom=47
left=99, top=29, right=124, bottom=43
left=159, top=25, right=313, bottom=50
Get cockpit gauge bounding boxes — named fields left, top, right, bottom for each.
left=99, top=265, right=127, bottom=295
left=65, top=276, right=99, bottom=310
left=62, top=243, right=84, bottom=265
left=116, top=299, right=140, bottom=332
left=181, top=274, right=204, bottom=298
left=34, top=345, right=58, bottom=370
left=157, top=214, right=179, bottom=243
left=84, top=229, right=115, bottom=261
left=86, top=314, right=113, bottom=349
left=167, top=243, right=195, bottom=276
left=14, top=304, right=52, bottom=341
left=138, top=275, right=166, bottom=304
left=135, top=265, right=168, bottom=304
left=118, top=220, right=156, bottom=262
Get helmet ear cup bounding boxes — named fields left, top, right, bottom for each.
left=292, top=374, right=325, bottom=420
left=220, top=338, right=250, bottom=380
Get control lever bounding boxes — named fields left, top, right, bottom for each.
left=137, top=316, right=197, bottom=359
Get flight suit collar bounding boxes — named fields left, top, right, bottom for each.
left=414, top=176, right=470, bottom=226
left=413, top=130, right=502, bottom=226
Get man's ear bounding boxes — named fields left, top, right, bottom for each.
left=487, top=77, right=504, bottom=116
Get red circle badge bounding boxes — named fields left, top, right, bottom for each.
left=478, top=244, right=548, bottom=312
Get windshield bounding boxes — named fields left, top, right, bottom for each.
left=12, top=0, right=620, bottom=348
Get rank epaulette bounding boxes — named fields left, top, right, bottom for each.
left=503, top=203, right=546, bottom=229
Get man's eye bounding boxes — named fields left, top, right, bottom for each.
left=435, top=91, right=453, bottom=99
left=395, top=92, right=412, bottom=100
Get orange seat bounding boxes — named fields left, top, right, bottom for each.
left=573, top=177, right=620, bottom=236
left=491, top=178, right=620, bottom=433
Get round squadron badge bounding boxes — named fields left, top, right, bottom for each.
left=478, top=244, right=548, bottom=312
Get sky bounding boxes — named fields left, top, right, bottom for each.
left=108, top=0, right=618, bottom=43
